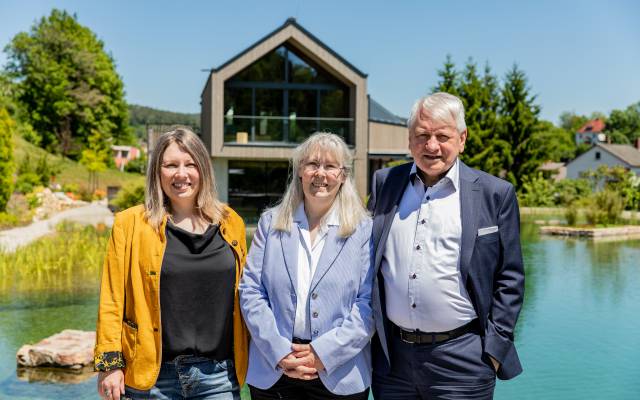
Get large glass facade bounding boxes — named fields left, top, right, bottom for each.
left=224, top=43, right=353, bottom=145
left=227, top=160, right=290, bottom=223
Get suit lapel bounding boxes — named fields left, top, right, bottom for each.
left=280, top=227, right=300, bottom=294
left=373, top=163, right=412, bottom=274
left=310, top=226, right=345, bottom=292
left=459, top=162, right=481, bottom=283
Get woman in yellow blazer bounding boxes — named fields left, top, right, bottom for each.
left=95, top=127, right=248, bottom=400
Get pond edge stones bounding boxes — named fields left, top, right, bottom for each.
left=16, top=329, right=96, bottom=369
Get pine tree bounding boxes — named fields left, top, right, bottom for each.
left=498, top=64, right=541, bottom=186
left=432, top=55, right=459, bottom=95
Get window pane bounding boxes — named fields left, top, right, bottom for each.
left=224, top=88, right=252, bottom=142
left=231, top=47, right=286, bottom=82
left=254, top=89, right=284, bottom=142
left=228, top=160, right=289, bottom=223
left=320, top=89, right=348, bottom=118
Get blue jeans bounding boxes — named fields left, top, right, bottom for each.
left=124, top=356, right=240, bottom=400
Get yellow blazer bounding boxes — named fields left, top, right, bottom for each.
left=94, top=204, right=249, bottom=390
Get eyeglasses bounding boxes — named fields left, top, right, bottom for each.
left=302, top=162, right=345, bottom=178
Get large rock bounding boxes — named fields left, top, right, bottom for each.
left=16, top=329, right=95, bottom=369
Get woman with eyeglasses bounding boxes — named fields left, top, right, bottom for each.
left=239, top=132, right=374, bottom=399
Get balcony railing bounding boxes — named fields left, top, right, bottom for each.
left=224, top=115, right=354, bottom=145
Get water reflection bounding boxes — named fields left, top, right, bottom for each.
left=17, top=366, right=96, bottom=384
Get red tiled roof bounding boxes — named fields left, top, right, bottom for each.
left=577, top=119, right=605, bottom=134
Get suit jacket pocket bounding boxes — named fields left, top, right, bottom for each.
left=476, top=231, right=499, bottom=243
left=122, top=319, right=138, bottom=360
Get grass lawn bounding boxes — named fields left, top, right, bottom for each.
left=13, top=135, right=145, bottom=192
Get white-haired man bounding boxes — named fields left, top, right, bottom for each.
left=368, top=92, right=524, bottom=399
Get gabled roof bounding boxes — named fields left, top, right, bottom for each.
left=369, top=97, right=406, bottom=126
left=211, top=18, right=367, bottom=78
left=596, top=143, right=640, bottom=167
left=577, top=119, right=605, bottom=134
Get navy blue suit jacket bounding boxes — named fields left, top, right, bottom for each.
left=368, top=160, right=524, bottom=380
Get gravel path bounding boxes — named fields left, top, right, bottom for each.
left=0, top=202, right=114, bottom=253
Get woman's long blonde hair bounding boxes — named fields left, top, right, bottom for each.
left=145, top=127, right=227, bottom=231
left=271, top=132, right=368, bottom=237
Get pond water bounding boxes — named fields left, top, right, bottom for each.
left=0, top=219, right=638, bottom=399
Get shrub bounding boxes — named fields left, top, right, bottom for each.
left=564, top=204, right=578, bottom=226
left=111, top=183, right=145, bottom=211
left=553, top=179, right=593, bottom=207
left=124, top=153, right=147, bottom=174
left=0, top=107, right=15, bottom=211
left=62, top=182, right=80, bottom=194
left=15, top=172, right=41, bottom=194
left=518, top=174, right=555, bottom=207
left=0, top=211, right=18, bottom=229
left=583, top=190, right=624, bottom=226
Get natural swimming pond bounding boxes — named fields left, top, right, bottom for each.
left=0, top=219, right=638, bottom=399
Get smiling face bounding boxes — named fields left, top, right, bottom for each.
left=408, top=108, right=466, bottom=186
left=160, top=142, right=200, bottom=212
left=298, top=149, right=345, bottom=209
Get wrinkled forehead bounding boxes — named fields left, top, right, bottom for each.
left=413, top=107, right=457, bottom=131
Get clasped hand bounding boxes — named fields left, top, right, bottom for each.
left=278, top=344, right=324, bottom=380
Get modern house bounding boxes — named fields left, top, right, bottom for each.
left=575, top=118, right=606, bottom=146
left=565, top=142, right=640, bottom=179
left=199, top=18, right=408, bottom=219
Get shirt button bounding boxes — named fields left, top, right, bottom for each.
left=415, top=244, right=421, bottom=250
left=311, top=293, right=318, bottom=300
left=411, top=273, right=417, bottom=279
left=312, top=311, right=319, bottom=318
left=313, top=329, right=319, bottom=336
left=412, top=303, right=417, bottom=308
left=426, top=196, right=431, bottom=201
left=420, top=219, right=426, bottom=224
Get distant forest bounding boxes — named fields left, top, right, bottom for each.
left=128, top=104, right=200, bottom=139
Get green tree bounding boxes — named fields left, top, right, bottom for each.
left=528, top=120, right=576, bottom=162
left=606, top=101, right=640, bottom=143
left=458, top=60, right=499, bottom=169
left=4, top=9, right=131, bottom=158
left=80, top=129, right=111, bottom=192
left=497, top=64, right=541, bottom=186
left=559, top=111, right=590, bottom=133
left=0, top=107, right=15, bottom=211
left=432, top=54, right=459, bottom=95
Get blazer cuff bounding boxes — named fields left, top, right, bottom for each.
left=483, top=322, right=523, bottom=380
left=94, top=351, right=125, bottom=372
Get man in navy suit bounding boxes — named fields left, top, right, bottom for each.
left=368, top=92, right=524, bottom=399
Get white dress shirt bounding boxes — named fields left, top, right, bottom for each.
left=381, top=159, right=477, bottom=332
left=293, top=203, right=339, bottom=339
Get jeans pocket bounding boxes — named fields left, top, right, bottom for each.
left=124, top=385, right=150, bottom=400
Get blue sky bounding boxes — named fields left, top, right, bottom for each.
left=1, top=0, right=638, bottom=124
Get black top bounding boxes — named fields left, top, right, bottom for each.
left=160, top=221, right=236, bottom=362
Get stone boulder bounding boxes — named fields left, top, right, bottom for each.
left=16, top=329, right=95, bottom=369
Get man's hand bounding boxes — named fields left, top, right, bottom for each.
left=97, top=369, right=125, bottom=400
left=489, top=356, right=500, bottom=373
left=278, top=352, right=317, bottom=380
left=291, top=343, right=325, bottom=371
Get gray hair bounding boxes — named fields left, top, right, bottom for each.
left=271, top=132, right=368, bottom=238
left=145, top=127, right=227, bottom=231
left=407, top=92, right=467, bottom=133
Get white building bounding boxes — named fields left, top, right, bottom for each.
left=565, top=142, right=640, bottom=179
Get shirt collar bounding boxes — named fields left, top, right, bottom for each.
left=293, top=202, right=340, bottom=229
left=410, top=158, right=460, bottom=192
